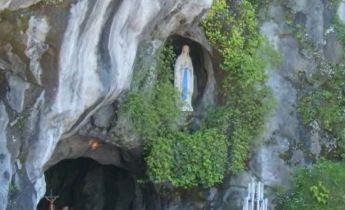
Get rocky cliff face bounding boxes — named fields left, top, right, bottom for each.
left=0, top=0, right=40, bottom=10
left=0, top=0, right=212, bottom=209
left=209, top=1, right=345, bottom=209
left=0, top=0, right=344, bottom=210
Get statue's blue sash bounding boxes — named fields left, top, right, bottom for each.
left=182, top=67, right=189, bottom=101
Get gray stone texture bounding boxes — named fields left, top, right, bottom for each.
left=0, top=0, right=344, bottom=209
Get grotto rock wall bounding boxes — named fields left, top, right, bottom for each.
left=1, top=0, right=345, bottom=210
left=0, top=0, right=212, bottom=209
left=0, top=0, right=40, bottom=11
left=207, top=1, right=345, bottom=209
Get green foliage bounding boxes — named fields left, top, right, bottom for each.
left=122, top=44, right=228, bottom=187
left=202, top=0, right=276, bottom=173
left=147, top=129, right=228, bottom=187
left=280, top=160, right=345, bottom=210
left=248, top=0, right=270, bottom=10
left=9, top=180, right=17, bottom=194
left=299, top=67, right=345, bottom=145
left=122, top=44, right=180, bottom=141
left=41, top=0, right=64, bottom=5
left=298, top=10, right=345, bottom=151
left=122, top=0, right=277, bottom=187
left=310, top=182, right=329, bottom=205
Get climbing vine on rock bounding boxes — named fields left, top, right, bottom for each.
left=279, top=160, right=345, bottom=209
left=284, top=2, right=345, bottom=209
left=146, top=129, right=228, bottom=187
left=121, top=0, right=276, bottom=188
left=121, top=44, right=228, bottom=187
left=298, top=2, right=345, bottom=153
left=299, top=66, right=345, bottom=149
left=202, top=0, right=276, bottom=173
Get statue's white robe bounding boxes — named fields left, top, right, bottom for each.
left=174, top=54, right=194, bottom=111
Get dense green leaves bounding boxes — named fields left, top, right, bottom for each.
left=298, top=10, right=345, bottom=150
left=122, top=44, right=229, bottom=187
left=285, top=3, right=345, bottom=209
left=299, top=67, right=345, bottom=148
left=279, top=160, right=345, bottom=210
left=121, top=0, right=276, bottom=187
left=122, top=45, right=180, bottom=141
left=147, top=129, right=228, bottom=187
left=202, top=0, right=276, bottom=173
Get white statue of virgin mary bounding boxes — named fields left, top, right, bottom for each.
left=174, top=45, right=194, bottom=112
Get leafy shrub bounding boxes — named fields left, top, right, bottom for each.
left=122, top=44, right=229, bottom=187
left=121, top=0, right=277, bottom=187
left=202, top=0, right=276, bottom=173
left=299, top=66, right=345, bottom=147
left=281, top=2, right=345, bottom=209
left=147, top=129, right=228, bottom=187
left=309, top=182, right=329, bottom=205
left=280, top=160, right=345, bottom=210
left=298, top=8, right=345, bottom=150
left=122, top=44, right=180, bottom=141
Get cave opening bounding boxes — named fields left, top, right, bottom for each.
left=37, top=157, right=138, bottom=210
left=168, top=35, right=209, bottom=107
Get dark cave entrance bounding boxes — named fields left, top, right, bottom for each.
left=168, top=35, right=209, bottom=108
left=37, top=158, right=138, bottom=210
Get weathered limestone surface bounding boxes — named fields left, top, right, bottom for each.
left=0, top=0, right=40, bottom=10
left=6, top=75, right=29, bottom=113
left=0, top=0, right=344, bottom=209
left=0, top=103, right=10, bottom=210
left=25, top=16, right=49, bottom=85
left=0, top=0, right=212, bottom=209
left=206, top=1, right=345, bottom=209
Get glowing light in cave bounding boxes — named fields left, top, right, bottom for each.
left=88, top=139, right=101, bottom=150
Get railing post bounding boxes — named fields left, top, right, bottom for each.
left=243, top=179, right=268, bottom=210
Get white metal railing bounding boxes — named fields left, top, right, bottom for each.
left=243, top=180, right=268, bottom=210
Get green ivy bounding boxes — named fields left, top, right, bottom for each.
left=299, top=66, right=345, bottom=148
left=279, top=160, right=345, bottom=210
left=121, top=44, right=228, bottom=187
left=121, top=0, right=277, bottom=187
left=278, top=2, right=345, bottom=209
left=121, top=44, right=180, bottom=141
left=202, top=0, right=276, bottom=173
left=147, top=129, right=228, bottom=187
left=309, top=182, right=329, bottom=205
left=298, top=4, right=345, bottom=151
